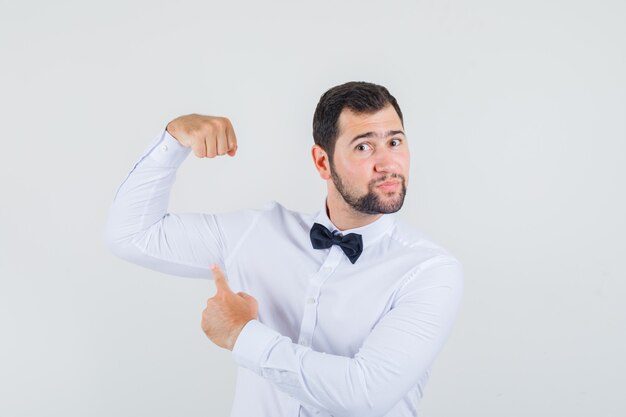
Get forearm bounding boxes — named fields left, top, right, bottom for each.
left=232, top=320, right=368, bottom=416
left=103, top=129, right=215, bottom=277
left=233, top=320, right=411, bottom=417
left=105, top=128, right=188, bottom=238
left=232, top=262, right=463, bottom=417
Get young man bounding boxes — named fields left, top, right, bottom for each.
left=105, top=81, right=464, bottom=417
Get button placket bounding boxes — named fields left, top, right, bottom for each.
left=298, top=247, right=342, bottom=346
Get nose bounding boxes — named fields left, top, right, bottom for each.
left=373, top=148, right=400, bottom=174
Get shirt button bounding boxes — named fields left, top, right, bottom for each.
left=161, top=144, right=168, bottom=151
left=322, top=266, right=332, bottom=274
left=306, top=297, right=316, bottom=305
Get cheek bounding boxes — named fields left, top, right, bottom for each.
left=336, top=163, right=371, bottom=190
left=335, top=155, right=367, bottom=176
left=346, top=161, right=372, bottom=182
left=401, top=153, right=411, bottom=171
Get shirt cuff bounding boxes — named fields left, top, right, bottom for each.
left=146, top=128, right=191, bottom=167
left=232, top=319, right=283, bottom=374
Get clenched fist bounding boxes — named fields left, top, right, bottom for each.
left=166, top=114, right=238, bottom=158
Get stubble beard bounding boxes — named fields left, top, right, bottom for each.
left=329, top=159, right=407, bottom=215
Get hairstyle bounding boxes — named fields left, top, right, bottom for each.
left=312, top=81, right=404, bottom=163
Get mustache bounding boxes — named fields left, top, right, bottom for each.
left=371, top=173, right=405, bottom=187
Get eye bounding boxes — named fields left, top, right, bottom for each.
left=355, top=143, right=372, bottom=152
left=390, top=138, right=402, bottom=146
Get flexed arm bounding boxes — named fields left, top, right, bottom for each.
left=103, top=115, right=259, bottom=279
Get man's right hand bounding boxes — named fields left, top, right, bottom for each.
left=166, top=114, right=238, bottom=158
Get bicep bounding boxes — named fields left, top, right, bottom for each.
left=107, top=207, right=264, bottom=280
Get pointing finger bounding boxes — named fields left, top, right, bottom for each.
left=211, top=264, right=232, bottom=293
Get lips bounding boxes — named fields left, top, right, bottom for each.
left=376, top=180, right=401, bottom=191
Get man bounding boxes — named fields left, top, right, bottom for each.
left=104, top=81, right=464, bottom=417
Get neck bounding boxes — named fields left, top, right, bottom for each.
left=326, top=190, right=383, bottom=231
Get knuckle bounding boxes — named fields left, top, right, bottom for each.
left=201, top=123, right=215, bottom=136
left=187, top=124, right=200, bottom=135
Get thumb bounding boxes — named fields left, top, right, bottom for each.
left=237, top=291, right=254, bottom=300
left=237, top=292, right=259, bottom=319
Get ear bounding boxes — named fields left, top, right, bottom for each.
left=311, top=144, right=332, bottom=180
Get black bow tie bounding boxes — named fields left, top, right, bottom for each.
left=310, top=222, right=363, bottom=264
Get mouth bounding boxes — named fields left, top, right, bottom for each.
left=376, top=180, right=401, bottom=192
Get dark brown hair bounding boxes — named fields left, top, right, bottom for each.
left=312, top=81, right=404, bottom=163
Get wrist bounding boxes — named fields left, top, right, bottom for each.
left=227, top=319, right=254, bottom=351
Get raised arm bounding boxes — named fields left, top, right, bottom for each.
left=231, top=259, right=464, bottom=417
left=103, top=115, right=259, bottom=279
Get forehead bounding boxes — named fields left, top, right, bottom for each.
left=337, top=104, right=403, bottom=141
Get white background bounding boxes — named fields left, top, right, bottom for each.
left=1, top=0, right=624, bottom=416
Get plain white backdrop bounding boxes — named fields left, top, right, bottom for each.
left=1, top=0, right=624, bottom=416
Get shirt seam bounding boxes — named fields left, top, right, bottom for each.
left=396, top=256, right=462, bottom=294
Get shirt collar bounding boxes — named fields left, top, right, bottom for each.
left=312, top=196, right=397, bottom=249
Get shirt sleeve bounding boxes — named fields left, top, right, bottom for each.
left=103, top=128, right=264, bottom=279
left=231, top=259, right=464, bottom=417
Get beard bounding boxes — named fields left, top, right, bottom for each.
left=329, top=160, right=407, bottom=215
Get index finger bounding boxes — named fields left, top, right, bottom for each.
left=211, top=264, right=232, bottom=293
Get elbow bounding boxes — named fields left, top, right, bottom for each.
left=102, top=214, right=139, bottom=262
left=103, top=199, right=157, bottom=261
left=330, top=362, right=397, bottom=417
left=104, top=233, right=128, bottom=260
left=102, top=222, right=155, bottom=271
left=322, top=386, right=380, bottom=417
left=103, top=223, right=129, bottom=261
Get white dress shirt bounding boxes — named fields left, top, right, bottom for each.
left=104, top=129, right=464, bottom=417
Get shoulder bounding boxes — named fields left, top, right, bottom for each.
left=211, top=200, right=315, bottom=230
left=240, top=200, right=313, bottom=232
left=212, top=200, right=293, bottom=219
left=387, top=215, right=463, bottom=288
left=388, top=216, right=460, bottom=263
left=260, top=200, right=313, bottom=220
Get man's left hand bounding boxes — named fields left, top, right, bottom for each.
left=201, top=264, right=258, bottom=350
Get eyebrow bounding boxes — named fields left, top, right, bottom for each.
left=349, top=130, right=405, bottom=145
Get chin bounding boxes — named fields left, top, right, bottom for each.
left=377, top=189, right=401, bottom=200
left=375, top=196, right=405, bottom=213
